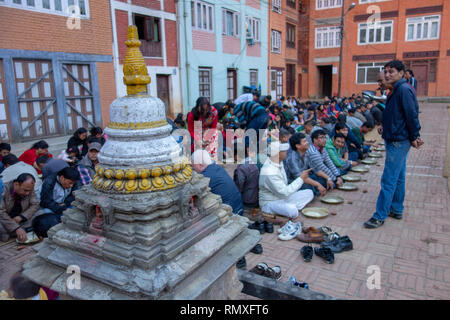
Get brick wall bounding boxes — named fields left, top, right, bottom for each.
left=96, top=62, right=116, bottom=125
left=192, top=30, right=216, bottom=52
left=164, top=0, right=176, bottom=13
left=165, top=19, right=178, bottom=66
left=223, top=36, right=241, bottom=55
left=131, top=0, right=160, bottom=10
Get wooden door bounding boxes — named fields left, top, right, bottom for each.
left=413, top=64, right=428, bottom=96
left=227, top=69, right=237, bottom=101
left=156, top=74, right=171, bottom=117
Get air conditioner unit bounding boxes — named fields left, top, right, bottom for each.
left=246, top=37, right=254, bottom=46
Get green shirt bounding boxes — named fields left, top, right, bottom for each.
left=352, top=127, right=364, bottom=145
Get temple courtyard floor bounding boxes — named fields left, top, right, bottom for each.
left=1, top=103, right=449, bottom=300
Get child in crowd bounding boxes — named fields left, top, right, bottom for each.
left=57, top=147, right=79, bottom=165
left=1, top=271, right=59, bottom=300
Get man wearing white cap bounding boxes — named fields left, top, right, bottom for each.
left=259, top=141, right=314, bottom=219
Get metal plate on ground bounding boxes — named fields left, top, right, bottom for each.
left=342, top=174, right=362, bottom=182
left=368, top=152, right=383, bottom=158
left=351, top=165, right=369, bottom=173
left=320, top=195, right=344, bottom=205
left=378, top=142, right=385, bottom=146
left=374, top=146, right=386, bottom=151
left=302, top=207, right=329, bottom=219
left=361, top=158, right=378, bottom=165
left=337, top=182, right=358, bottom=191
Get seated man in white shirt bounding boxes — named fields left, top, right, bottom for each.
left=259, top=141, right=314, bottom=219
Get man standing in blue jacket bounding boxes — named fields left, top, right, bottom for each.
left=364, top=60, right=423, bottom=229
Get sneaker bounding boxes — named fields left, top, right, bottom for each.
left=388, top=212, right=403, bottom=220
left=300, top=245, right=313, bottom=262
left=248, top=221, right=265, bottom=234
left=321, top=236, right=353, bottom=253
left=363, top=217, right=384, bottom=229
left=278, top=222, right=301, bottom=241
left=277, top=220, right=295, bottom=234
left=314, top=247, right=334, bottom=264
left=286, top=276, right=309, bottom=289
left=236, top=257, right=247, bottom=269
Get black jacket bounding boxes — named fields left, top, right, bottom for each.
left=233, top=162, right=259, bottom=207
left=67, top=130, right=88, bottom=159
left=382, top=78, right=421, bottom=142
left=40, top=174, right=78, bottom=215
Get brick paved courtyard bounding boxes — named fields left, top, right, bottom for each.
left=1, top=103, right=449, bottom=299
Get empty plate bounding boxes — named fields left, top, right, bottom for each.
left=374, top=146, right=386, bottom=151
left=302, top=207, right=329, bottom=219
left=320, top=195, right=344, bottom=205
left=337, top=183, right=358, bottom=191
left=368, top=152, right=383, bottom=158
left=342, top=174, right=362, bottom=182
left=351, top=165, right=369, bottom=173
left=361, top=159, right=378, bottom=165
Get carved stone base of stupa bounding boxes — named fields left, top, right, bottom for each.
left=22, top=215, right=259, bottom=300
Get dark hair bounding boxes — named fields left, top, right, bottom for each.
left=74, top=127, right=88, bottom=138
left=280, top=96, right=285, bottom=101
left=334, top=122, right=347, bottom=132
left=289, top=133, right=307, bottom=150
left=9, top=274, right=41, bottom=299
left=90, top=127, right=103, bottom=136
left=279, top=128, right=291, bottom=139
left=36, top=155, right=49, bottom=166
left=57, top=167, right=80, bottom=181
left=306, top=101, right=312, bottom=105
left=14, top=173, right=36, bottom=184
left=191, top=97, right=211, bottom=121
left=32, top=140, right=49, bottom=150
left=2, top=154, right=19, bottom=166
left=384, top=59, right=405, bottom=73
left=266, top=95, right=272, bottom=101
left=0, top=142, right=11, bottom=152
left=362, top=121, right=374, bottom=129
left=334, top=133, right=346, bottom=140
left=406, top=69, right=414, bottom=77
left=66, top=147, right=79, bottom=156
left=348, top=108, right=356, bottom=114
left=304, top=120, right=315, bottom=127
left=298, top=110, right=304, bottom=115
left=311, top=129, right=326, bottom=142
left=337, top=113, right=346, bottom=123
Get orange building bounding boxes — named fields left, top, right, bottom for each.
left=0, top=0, right=115, bottom=142
left=268, top=0, right=304, bottom=100
left=303, top=0, right=450, bottom=98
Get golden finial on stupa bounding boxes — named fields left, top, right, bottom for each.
left=123, top=25, right=151, bottom=95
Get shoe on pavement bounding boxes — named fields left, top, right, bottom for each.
left=264, top=221, right=274, bottom=233
left=286, top=276, right=310, bottom=289
left=264, top=266, right=282, bottom=280
left=388, top=212, right=403, bottom=220
left=278, top=222, right=301, bottom=241
left=321, top=236, right=353, bottom=253
left=236, top=257, right=247, bottom=270
left=300, top=245, right=313, bottom=262
left=314, top=247, right=335, bottom=264
left=363, top=217, right=384, bottom=229
left=278, top=220, right=295, bottom=234
left=248, top=221, right=265, bottom=234
left=250, top=244, right=263, bottom=254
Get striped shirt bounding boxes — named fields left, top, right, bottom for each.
left=306, top=144, right=340, bottom=181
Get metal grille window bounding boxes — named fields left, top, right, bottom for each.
left=191, top=0, right=214, bottom=32
left=276, top=70, right=283, bottom=100
left=315, top=26, right=341, bottom=48
left=316, top=0, right=342, bottom=10
left=14, top=59, right=58, bottom=138
left=63, top=64, right=95, bottom=131
left=0, top=0, right=89, bottom=18
left=199, top=67, right=212, bottom=101
left=249, top=69, right=258, bottom=89
left=286, top=23, right=296, bottom=48
left=359, top=20, right=393, bottom=45
left=271, top=30, right=281, bottom=53
left=222, top=9, right=240, bottom=37
left=406, top=15, right=440, bottom=41
left=227, top=69, right=237, bottom=101
left=272, top=0, right=281, bottom=13
left=270, top=70, right=277, bottom=91
left=356, top=62, right=386, bottom=84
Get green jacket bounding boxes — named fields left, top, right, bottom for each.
left=325, top=139, right=346, bottom=168
left=352, top=127, right=364, bottom=145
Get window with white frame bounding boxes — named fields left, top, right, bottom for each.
left=356, top=62, right=386, bottom=84
left=406, top=15, right=440, bottom=41
left=315, top=26, right=341, bottom=49
left=272, top=0, right=281, bottom=13
left=0, top=0, right=90, bottom=18
left=249, top=69, right=258, bottom=88
left=245, top=16, right=260, bottom=42
left=199, top=67, right=212, bottom=101
left=191, top=0, right=214, bottom=32
left=222, top=8, right=240, bottom=37
left=358, top=20, right=393, bottom=45
left=316, top=0, right=342, bottom=10
left=271, top=30, right=281, bottom=53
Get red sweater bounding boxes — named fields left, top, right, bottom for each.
left=18, top=148, right=53, bottom=174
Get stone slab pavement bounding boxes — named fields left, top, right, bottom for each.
left=1, top=103, right=449, bottom=300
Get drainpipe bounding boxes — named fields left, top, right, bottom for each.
left=182, top=0, right=191, bottom=109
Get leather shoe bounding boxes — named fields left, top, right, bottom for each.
left=321, top=236, right=353, bottom=253
left=388, top=212, right=403, bottom=220
left=314, top=247, right=334, bottom=264
left=250, top=244, right=263, bottom=254
left=300, top=245, right=313, bottom=262
left=236, top=257, right=247, bottom=269
left=264, top=221, right=274, bottom=233
left=296, top=230, right=324, bottom=243
left=248, top=221, right=265, bottom=234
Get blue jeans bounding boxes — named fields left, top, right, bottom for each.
left=373, top=140, right=410, bottom=221
left=301, top=172, right=327, bottom=196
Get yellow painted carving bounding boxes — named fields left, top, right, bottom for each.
left=152, top=177, right=164, bottom=188
left=139, top=168, right=151, bottom=179
left=126, top=169, right=138, bottom=180
left=163, top=166, right=172, bottom=175
left=152, top=167, right=162, bottom=177
left=115, top=169, right=125, bottom=180
left=104, top=169, right=114, bottom=179
left=164, top=175, right=175, bottom=186
left=139, top=179, right=151, bottom=191
left=114, top=180, right=125, bottom=192
left=125, top=180, right=138, bottom=192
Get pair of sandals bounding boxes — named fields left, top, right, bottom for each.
left=249, top=262, right=282, bottom=280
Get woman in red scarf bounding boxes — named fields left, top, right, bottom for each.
left=187, top=97, right=218, bottom=160
left=18, top=140, right=53, bottom=174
